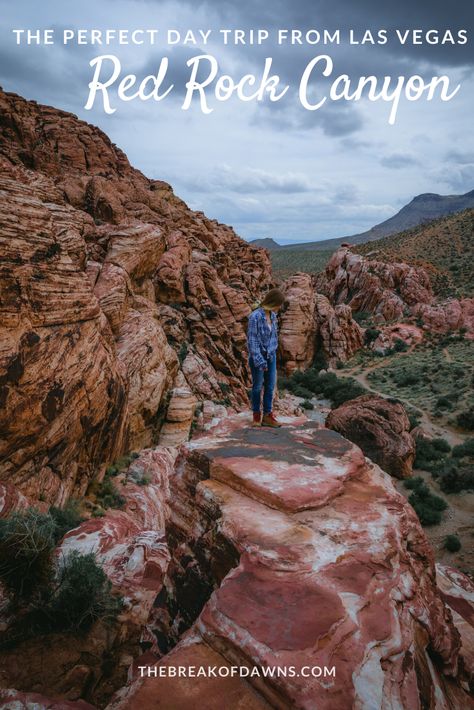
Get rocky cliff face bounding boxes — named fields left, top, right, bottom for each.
left=0, top=89, right=272, bottom=505
left=317, top=246, right=474, bottom=336
left=279, top=272, right=364, bottom=371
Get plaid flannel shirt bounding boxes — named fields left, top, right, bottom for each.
left=247, top=307, right=278, bottom=369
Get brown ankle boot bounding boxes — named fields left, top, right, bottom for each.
left=261, top=412, right=282, bottom=428
left=252, top=411, right=262, bottom=427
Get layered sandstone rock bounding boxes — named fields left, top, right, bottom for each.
left=278, top=273, right=317, bottom=370
left=326, top=394, right=415, bottom=478
left=413, top=298, right=474, bottom=339
left=436, top=564, right=474, bottom=682
left=158, top=373, right=197, bottom=447
left=107, top=415, right=472, bottom=709
left=0, top=448, right=175, bottom=706
left=320, top=247, right=433, bottom=322
left=319, top=247, right=474, bottom=338
left=0, top=89, right=271, bottom=505
left=279, top=273, right=363, bottom=372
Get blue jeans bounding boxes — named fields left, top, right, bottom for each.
left=249, top=352, right=277, bottom=414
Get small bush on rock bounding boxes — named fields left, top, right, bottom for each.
left=0, top=509, right=56, bottom=599
left=407, top=479, right=448, bottom=526
left=444, top=534, right=461, bottom=552
left=96, top=472, right=126, bottom=510
left=49, top=499, right=84, bottom=542
left=47, top=550, right=123, bottom=632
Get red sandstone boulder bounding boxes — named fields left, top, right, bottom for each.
left=326, top=394, right=415, bottom=478
left=278, top=273, right=317, bottom=371
left=414, top=298, right=474, bottom=338
left=436, top=564, right=474, bottom=684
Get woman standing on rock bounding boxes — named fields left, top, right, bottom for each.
left=247, top=288, right=286, bottom=427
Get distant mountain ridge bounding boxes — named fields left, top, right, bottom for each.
left=249, top=237, right=282, bottom=249
left=250, top=189, right=474, bottom=251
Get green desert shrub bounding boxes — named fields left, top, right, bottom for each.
left=311, top=351, right=328, bottom=372
left=353, top=310, right=370, bottom=324
left=444, top=534, right=461, bottom=552
left=292, top=385, right=314, bottom=399
left=407, top=480, right=448, bottom=526
left=0, top=510, right=123, bottom=645
left=278, top=366, right=367, bottom=409
left=394, top=371, right=418, bottom=387
left=47, top=550, right=123, bottom=632
left=408, top=412, right=422, bottom=430
left=178, top=342, right=188, bottom=364
left=436, top=396, right=453, bottom=410
left=0, top=509, right=56, bottom=599
left=403, top=476, right=425, bottom=490
left=301, top=399, right=314, bottom=410
left=364, top=328, right=380, bottom=344
left=457, top=407, right=474, bottom=431
left=95, top=472, right=126, bottom=510
left=393, top=338, right=409, bottom=353
left=439, top=465, right=474, bottom=494
left=414, top=436, right=451, bottom=471
left=49, top=499, right=84, bottom=542
left=452, top=438, right=474, bottom=458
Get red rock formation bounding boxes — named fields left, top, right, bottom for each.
left=436, top=564, right=474, bottom=684
left=319, top=247, right=474, bottom=338
left=158, top=373, right=197, bottom=447
left=0, top=89, right=272, bottom=505
left=326, top=394, right=415, bottom=478
left=371, top=323, right=424, bottom=353
left=107, top=414, right=471, bottom=709
left=314, top=294, right=364, bottom=364
left=279, top=273, right=363, bottom=372
left=0, top=448, right=175, bottom=706
left=278, top=273, right=317, bottom=370
left=413, top=298, right=474, bottom=339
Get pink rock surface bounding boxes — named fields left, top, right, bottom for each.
left=57, top=448, right=175, bottom=626
left=322, top=247, right=433, bottom=322
left=414, top=298, right=474, bottom=338
left=319, top=247, right=474, bottom=342
left=0, top=482, right=29, bottom=518
left=110, top=415, right=472, bottom=710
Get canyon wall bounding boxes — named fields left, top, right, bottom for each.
left=0, top=89, right=272, bottom=505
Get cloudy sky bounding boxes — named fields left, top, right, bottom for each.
left=0, top=0, right=473, bottom=243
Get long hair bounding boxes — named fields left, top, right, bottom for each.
left=255, top=288, right=286, bottom=311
